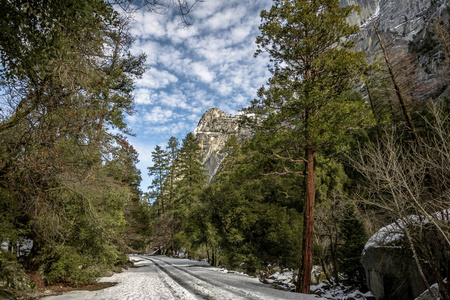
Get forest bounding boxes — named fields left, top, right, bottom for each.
left=0, top=0, right=449, bottom=299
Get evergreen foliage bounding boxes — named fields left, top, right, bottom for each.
left=0, top=0, right=151, bottom=285
left=148, top=145, right=169, bottom=214
left=337, top=205, right=367, bottom=288
left=254, top=0, right=371, bottom=292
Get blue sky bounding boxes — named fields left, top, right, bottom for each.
left=125, top=1, right=273, bottom=191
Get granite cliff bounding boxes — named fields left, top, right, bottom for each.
left=193, top=108, right=253, bottom=182
left=349, top=0, right=448, bottom=93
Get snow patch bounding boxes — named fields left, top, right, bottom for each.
left=364, top=210, right=449, bottom=251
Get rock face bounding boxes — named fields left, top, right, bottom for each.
left=193, top=108, right=253, bottom=181
left=341, top=0, right=379, bottom=27
left=345, top=0, right=448, bottom=97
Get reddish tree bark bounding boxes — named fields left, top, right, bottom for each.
left=300, top=145, right=315, bottom=294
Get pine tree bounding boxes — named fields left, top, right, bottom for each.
left=166, top=136, right=180, bottom=212
left=172, top=133, right=207, bottom=256
left=337, top=205, right=367, bottom=288
left=148, top=145, right=169, bottom=214
left=255, top=0, right=370, bottom=293
left=175, top=133, right=207, bottom=210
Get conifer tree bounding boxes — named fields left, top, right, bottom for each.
left=172, top=133, right=207, bottom=255
left=148, top=145, right=169, bottom=214
left=337, top=205, right=367, bottom=288
left=166, top=136, right=180, bottom=212
left=255, top=0, right=370, bottom=293
left=175, top=133, right=207, bottom=210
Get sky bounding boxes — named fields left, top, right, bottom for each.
left=124, top=0, right=273, bottom=191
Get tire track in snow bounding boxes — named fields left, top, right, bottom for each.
left=150, top=258, right=198, bottom=300
left=137, top=255, right=212, bottom=299
left=138, top=255, right=264, bottom=300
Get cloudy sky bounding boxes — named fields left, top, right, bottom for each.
left=125, top=0, right=273, bottom=191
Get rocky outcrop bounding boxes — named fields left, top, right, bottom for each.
left=193, top=108, right=253, bottom=181
left=341, top=0, right=379, bottom=27
left=344, top=0, right=449, bottom=98
left=361, top=214, right=449, bottom=300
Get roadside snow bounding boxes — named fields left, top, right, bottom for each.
left=311, top=281, right=374, bottom=300
left=43, top=255, right=323, bottom=300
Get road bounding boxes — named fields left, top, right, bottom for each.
left=43, top=255, right=323, bottom=300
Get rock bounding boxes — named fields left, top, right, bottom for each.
left=310, top=265, right=328, bottom=285
left=194, top=108, right=253, bottom=181
left=361, top=217, right=447, bottom=300
left=343, top=0, right=449, bottom=99
left=101, top=269, right=115, bottom=277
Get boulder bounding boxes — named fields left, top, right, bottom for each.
left=361, top=244, right=428, bottom=299
left=361, top=214, right=448, bottom=300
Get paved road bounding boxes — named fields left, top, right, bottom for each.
left=43, top=255, right=323, bottom=300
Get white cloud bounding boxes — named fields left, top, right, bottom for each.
left=131, top=40, right=161, bottom=66
left=203, top=5, right=247, bottom=31
left=131, top=10, right=167, bottom=39
left=126, top=0, right=274, bottom=189
left=144, top=121, right=194, bottom=135
left=190, top=62, right=215, bottom=83
left=136, top=68, right=178, bottom=89
left=134, top=88, right=154, bottom=105
left=144, top=106, right=174, bottom=123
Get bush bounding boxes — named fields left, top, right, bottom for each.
left=44, top=246, right=99, bottom=286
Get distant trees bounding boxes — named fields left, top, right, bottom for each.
left=148, top=133, right=208, bottom=256
left=254, top=0, right=370, bottom=293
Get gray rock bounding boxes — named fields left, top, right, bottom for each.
left=361, top=221, right=444, bottom=300
left=194, top=108, right=253, bottom=181
left=343, top=0, right=448, bottom=99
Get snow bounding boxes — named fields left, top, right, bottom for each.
left=364, top=210, right=449, bottom=251
left=42, top=255, right=323, bottom=300
left=311, top=281, right=374, bottom=300
left=415, top=283, right=440, bottom=300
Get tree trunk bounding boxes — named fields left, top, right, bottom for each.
left=299, top=145, right=315, bottom=294
left=365, top=81, right=382, bottom=141
left=399, top=221, right=437, bottom=300
left=372, top=20, right=421, bottom=148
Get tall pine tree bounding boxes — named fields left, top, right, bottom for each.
left=148, top=145, right=169, bottom=215
left=255, top=0, right=370, bottom=293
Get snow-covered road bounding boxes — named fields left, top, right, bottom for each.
left=43, top=255, right=323, bottom=300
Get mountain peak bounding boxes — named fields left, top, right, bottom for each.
left=194, top=109, right=252, bottom=181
